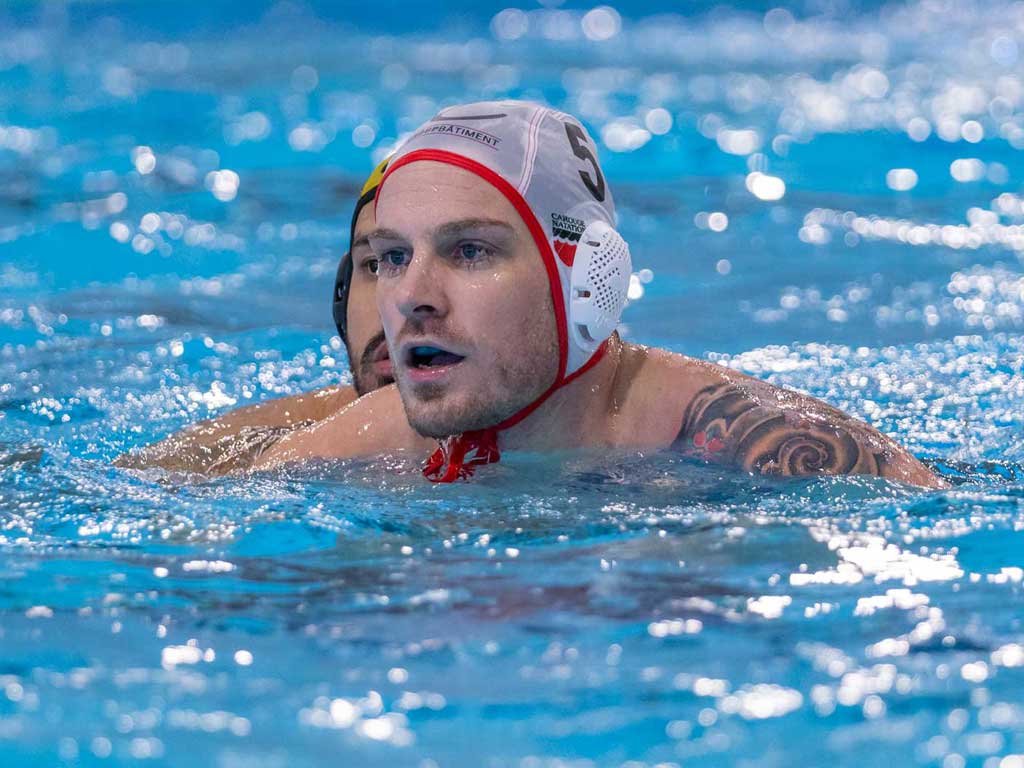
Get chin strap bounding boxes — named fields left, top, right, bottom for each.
left=423, top=428, right=501, bottom=483
left=421, top=340, right=610, bottom=483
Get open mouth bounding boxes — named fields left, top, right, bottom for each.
left=405, top=345, right=466, bottom=369
left=361, top=335, right=393, bottom=378
left=371, top=349, right=392, bottom=376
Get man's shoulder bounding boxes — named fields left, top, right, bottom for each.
left=619, top=343, right=944, bottom=488
left=225, top=384, right=358, bottom=426
left=252, top=383, right=433, bottom=468
left=624, top=343, right=853, bottom=420
left=621, top=343, right=727, bottom=403
left=115, top=384, right=359, bottom=474
left=613, top=344, right=725, bottom=444
left=669, top=371, right=894, bottom=477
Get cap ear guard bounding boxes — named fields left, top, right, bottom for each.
left=332, top=251, right=353, bottom=341
left=568, top=220, right=631, bottom=352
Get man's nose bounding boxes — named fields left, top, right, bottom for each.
left=394, top=250, right=447, bottom=321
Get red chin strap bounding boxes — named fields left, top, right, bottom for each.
left=422, top=340, right=609, bottom=483
left=422, top=428, right=501, bottom=483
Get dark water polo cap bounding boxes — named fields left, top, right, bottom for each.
left=332, top=155, right=391, bottom=341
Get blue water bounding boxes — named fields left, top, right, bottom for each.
left=3, top=1, right=1024, bottom=765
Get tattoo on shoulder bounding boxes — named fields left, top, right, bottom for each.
left=206, top=421, right=313, bottom=475
left=672, top=382, right=889, bottom=478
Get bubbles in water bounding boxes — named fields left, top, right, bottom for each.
left=886, top=168, right=918, bottom=191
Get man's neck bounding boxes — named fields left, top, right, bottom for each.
left=499, top=335, right=626, bottom=451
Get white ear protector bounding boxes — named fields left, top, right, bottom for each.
left=568, top=220, right=632, bottom=351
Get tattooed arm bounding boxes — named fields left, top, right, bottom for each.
left=671, top=378, right=946, bottom=488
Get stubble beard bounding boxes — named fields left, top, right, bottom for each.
left=399, top=341, right=558, bottom=438
left=347, top=331, right=393, bottom=397
left=352, top=369, right=387, bottom=399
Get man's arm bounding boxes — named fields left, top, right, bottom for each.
left=114, top=385, right=358, bottom=474
left=250, top=383, right=433, bottom=470
left=671, top=375, right=947, bottom=489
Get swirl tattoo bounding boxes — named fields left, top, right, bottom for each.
left=672, top=382, right=888, bottom=478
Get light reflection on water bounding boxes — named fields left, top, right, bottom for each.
left=2, top=1, right=1024, bottom=766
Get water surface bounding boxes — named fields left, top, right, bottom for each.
left=2, top=1, right=1024, bottom=766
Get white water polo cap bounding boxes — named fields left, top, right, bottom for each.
left=377, top=100, right=632, bottom=381
left=376, top=101, right=632, bottom=482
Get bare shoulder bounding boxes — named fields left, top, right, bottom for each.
left=219, top=384, right=358, bottom=427
left=252, top=384, right=433, bottom=470
left=114, top=384, right=358, bottom=474
left=623, top=346, right=945, bottom=488
left=613, top=344, right=722, bottom=440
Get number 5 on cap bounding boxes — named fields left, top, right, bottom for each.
left=564, top=122, right=606, bottom=203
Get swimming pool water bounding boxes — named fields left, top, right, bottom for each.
left=2, top=1, right=1024, bottom=765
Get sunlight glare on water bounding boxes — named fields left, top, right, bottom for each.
left=1, top=1, right=1024, bottom=766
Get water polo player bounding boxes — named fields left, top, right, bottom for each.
left=253, top=100, right=945, bottom=489
left=116, top=158, right=394, bottom=473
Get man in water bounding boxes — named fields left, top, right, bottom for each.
left=250, top=101, right=945, bottom=489
left=117, top=158, right=395, bottom=473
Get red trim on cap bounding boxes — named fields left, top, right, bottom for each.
left=377, top=149, right=569, bottom=383
left=378, top=146, right=612, bottom=482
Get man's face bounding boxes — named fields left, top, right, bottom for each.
left=371, top=161, right=560, bottom=439
left=345, top=203, right=393, bottom=395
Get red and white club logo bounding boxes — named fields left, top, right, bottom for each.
left=551, top=212, right=585, bottom=267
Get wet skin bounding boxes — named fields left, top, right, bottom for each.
left=115, top=200, right=391, bottom=474
left=255, top=162, right=946, bottom=489
left=369, top=161, right=560, bottom=439
left=346, top=203, right=394, bottom=396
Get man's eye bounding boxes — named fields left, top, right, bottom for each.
left=361, top=258, right=379, bottom=276
left=457, top=243, right=491, bottom=263
left=381, top=250, right=408, bottom=268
